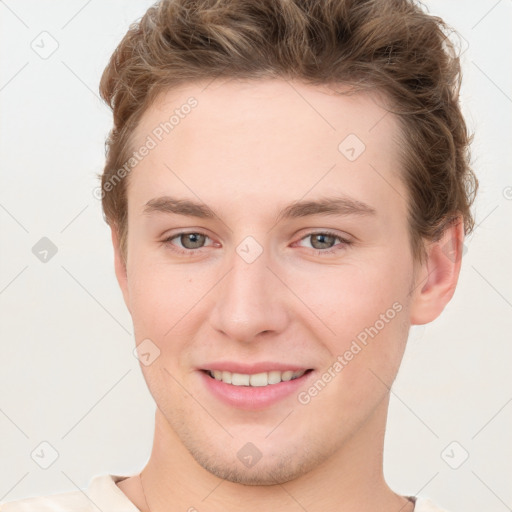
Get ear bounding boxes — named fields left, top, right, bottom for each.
left=409, top=217, right=465, bottom=325
left=111, top=225, right=131, bottom=315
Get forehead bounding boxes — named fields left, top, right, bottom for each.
left=133, top=78, right=397, bottom=149
left=127, top=78, right=407, bottom=222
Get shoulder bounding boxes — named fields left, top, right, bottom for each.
left=0, top=489, right=90, bottom=512
left=414, top=496, right=452, bottom=512
left=0, top=474, right=136, bottom=512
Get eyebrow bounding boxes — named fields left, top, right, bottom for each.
left=143, top=195, right=377, bottom=222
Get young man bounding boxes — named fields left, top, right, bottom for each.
left=1, top=0, right=477, bottom=511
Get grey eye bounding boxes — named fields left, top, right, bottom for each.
left=179, top=233, right=207, bottom=249
left=308, top=233, right=337, bottom=250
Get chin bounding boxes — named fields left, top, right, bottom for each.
left=194, top=454, right=307, bottom=485
left=183, top=433, right=330, bottom=486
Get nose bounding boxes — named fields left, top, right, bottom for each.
left=209, top=242, right=291, bottom=343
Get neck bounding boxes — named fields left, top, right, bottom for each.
left=130, top=395, right=412, bottom=512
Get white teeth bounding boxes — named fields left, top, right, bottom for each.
left=281, top=370, right=294, bottom=381
left=208, top=369, right=307, bottom=386
left=231, top=373, right=250, bottom=386
left=267, top=371, right=282, bottom=384
left=249, top=372, right=268, bottom=387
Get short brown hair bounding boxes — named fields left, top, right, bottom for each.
left=98, top=0, right=478, bottom=264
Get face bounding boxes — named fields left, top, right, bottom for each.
left=116, top=78, right=419, bottom=485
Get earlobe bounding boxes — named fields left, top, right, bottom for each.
left=111, top=226, right=131, bottom=314
left=409, top=218, right=465, bottom=325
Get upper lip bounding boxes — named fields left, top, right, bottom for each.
left=199, top=362, right=313, bottom=374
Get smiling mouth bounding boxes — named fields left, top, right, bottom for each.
left=202, top=369, right=314, bottom=387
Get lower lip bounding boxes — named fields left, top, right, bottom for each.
left=199, top=370, right=314, bottom=410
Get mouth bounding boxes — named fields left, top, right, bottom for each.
left=197, top=362, right=316, bottom=409
left=201, top=368, right=314, bottom=387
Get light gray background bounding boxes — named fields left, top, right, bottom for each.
left=0, top=1, right=511, bottom=511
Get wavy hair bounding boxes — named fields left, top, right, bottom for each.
left=99, top=0, right=478, bottom=263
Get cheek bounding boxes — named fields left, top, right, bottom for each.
left=126, top=254, right=193, bottom=341
left=127, top=261, right=198, bottom=392
left=291, top=254, right=413, bottom=386
left=296, top=257, right=411, bottom=338
left=297, top=298, right=410, bottom=426
left=128, top=258, right=182, bottom=348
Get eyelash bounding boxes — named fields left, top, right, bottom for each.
left=162, top=230, right=352, bottom=257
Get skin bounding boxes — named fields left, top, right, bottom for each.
left=112, top=78, right=463, bottom=512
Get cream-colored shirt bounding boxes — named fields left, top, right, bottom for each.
left=0, top=474, right=450, bottom=511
